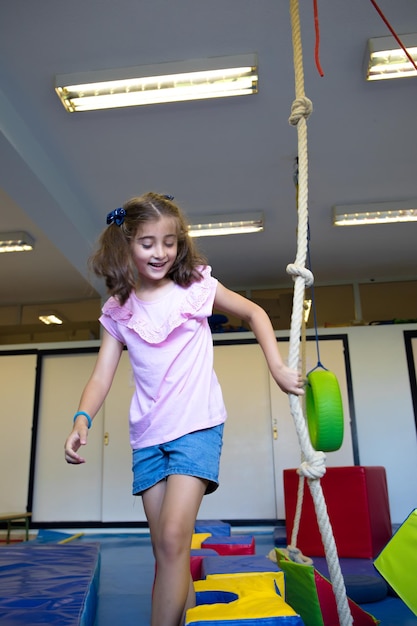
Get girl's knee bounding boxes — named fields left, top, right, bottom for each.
left=155, top=522, right=191, bottom=561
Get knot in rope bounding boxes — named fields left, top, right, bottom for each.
left=297, top=450, right=326, bottom=480
left=286, top=263, right=314, bottom=287
left=286, top=545, right=314, bottom=566
left=288, top=96, right=313, bottom=126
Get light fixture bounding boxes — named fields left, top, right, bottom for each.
left=55, top=54, right=258, bottom=112
left=365, top=33, right=417, bottom=81
left=38, top=312, right=64, bottom=325
left=333, top=200, right=417, bottom=226
left=0, top=231, right=35, bottom=253
left=188, top=212, right=264, bottom=237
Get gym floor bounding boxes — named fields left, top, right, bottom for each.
left=91, top=531, right=417, bottom=626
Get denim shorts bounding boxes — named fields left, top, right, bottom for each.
left=132, top=423, right=224, bottom=496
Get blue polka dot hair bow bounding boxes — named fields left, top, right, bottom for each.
left=106, top=207, right=126, bottom=226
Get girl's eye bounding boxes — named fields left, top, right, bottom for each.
left=136, top=238, right=176, bottom=249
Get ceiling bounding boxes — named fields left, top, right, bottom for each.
left=1, top=0, right=416, bottom=316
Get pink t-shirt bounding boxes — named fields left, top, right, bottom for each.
left=99, top=266, right=227, bottom=449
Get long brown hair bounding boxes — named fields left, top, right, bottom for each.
left=90, top=192, right=207, bottom=305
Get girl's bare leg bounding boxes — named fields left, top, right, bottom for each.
left=142, top=475, right=207, bottom=626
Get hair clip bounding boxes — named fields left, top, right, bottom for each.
left=106, top=207, right=126, bottom=226
left=162, top=194, right=174, bottom=201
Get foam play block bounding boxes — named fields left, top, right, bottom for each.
left=186, top=571, right=304, bottom=625
left=276, top=549, right=379, bottom=626
left=195, top=520, right=231, bottom=536
left=190, top=549, right=219, bottom=581
left=202, top=554, right=280, bottom=579
left=201, top=535, right=255, bottom=556
left=374, top=508, right=417, bottom=615
left=192, top=533, right=212, bottom=549
left=284, top=466, right=392, bottom=558
left=312, top=557, right=388, bottom=604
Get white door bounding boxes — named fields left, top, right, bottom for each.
left=0, top=353, right=37, bottom=513
left=32, top=352, right=104, bottom=522
left=198, top=341, right=277, bottom=519
left=101, top=350, right=147, bottom=522
left=270, top=337, right=355, bottom=518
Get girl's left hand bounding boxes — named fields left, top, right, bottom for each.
left=273, top=365, right=305, bottom=395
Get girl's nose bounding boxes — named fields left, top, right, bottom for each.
left=154, top=243, right=166, bottom=258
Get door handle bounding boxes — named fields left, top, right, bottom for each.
left=104, top=432, right=109, bottom=446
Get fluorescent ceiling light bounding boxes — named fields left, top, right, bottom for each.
left=188, top=212, right=264, bottom=237
left=0, top=231, right=35, bottom=253
left=333, top=200, right=417, bottom=226
left=39, top=312, right=64, bottom=325
left=365, top=33, right=417, bottom=80
left=55, top=54, right=258, bottom=112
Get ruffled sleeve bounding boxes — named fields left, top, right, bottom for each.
left=100, top=266, right=218, bottom=344
left=99, top=296, right=129, bottom=344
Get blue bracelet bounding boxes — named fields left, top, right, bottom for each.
left=73, top=411, right=92, bottom=429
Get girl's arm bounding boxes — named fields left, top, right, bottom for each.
left=213, top=282, right=304, bottom=395
left=64, top=329, right=124, bottom=464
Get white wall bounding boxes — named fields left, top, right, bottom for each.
left=342, top=325, right=417, bottom=523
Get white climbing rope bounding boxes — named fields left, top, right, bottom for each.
left=286, top=1, right=353, bottom=625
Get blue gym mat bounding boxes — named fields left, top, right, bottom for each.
left=0, top=542, right=100, bottom=626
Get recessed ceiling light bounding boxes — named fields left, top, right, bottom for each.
left=365, top=33, right=417, bottom=81
left=38, top=313, right=64, bottom=325
left=333, top=200, right=417, bottom=226
left=0, top=231, right=35, bottom=253
left=188, top=212, right=264, bottom=237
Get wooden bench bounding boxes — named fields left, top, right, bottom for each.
left=0, top=512, right=32, bottom=543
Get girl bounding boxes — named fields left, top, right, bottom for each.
left=64, top=192, right=304, bottom=626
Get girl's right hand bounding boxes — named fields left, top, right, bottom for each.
left=64, top=422, right=89, bottom=464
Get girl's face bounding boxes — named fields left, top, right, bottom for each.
left=131, top=217, right=178, bottom=285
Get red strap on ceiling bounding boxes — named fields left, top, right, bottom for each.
left=313, top=0, right=324, bottom=76
left=312, top=0, right=417, bottom=77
